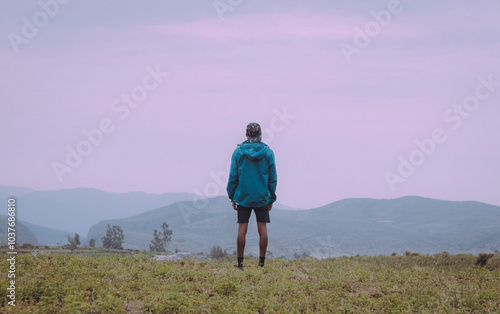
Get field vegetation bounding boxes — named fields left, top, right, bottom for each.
left=1, top=248, right=499, bottom=313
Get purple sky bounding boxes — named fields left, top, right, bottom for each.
left=1, top=0, right=499, bottom=209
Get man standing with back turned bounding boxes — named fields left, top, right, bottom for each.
left=227, top=122, right=277, bottom=269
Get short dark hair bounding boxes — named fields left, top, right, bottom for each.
left=246, top=122, right=261, bottom=138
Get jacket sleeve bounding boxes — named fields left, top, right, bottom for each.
left=226, top=151, right=239, bottom=201
left=268, top=150, right=277, bottom=203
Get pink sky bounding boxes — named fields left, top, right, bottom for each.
left=1, top=0, right=499, bottom=209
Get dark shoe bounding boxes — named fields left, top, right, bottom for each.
left=258, top=257, right=265, bottom=267
left=234, top=264, right=244, bottom=270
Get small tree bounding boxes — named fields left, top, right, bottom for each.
left=149, top=222, right=173, bottom=253
left=210, top=245, right=228, bottom=259
left=89, top=238, right=95, bottom=248
left=66, top=233, right=80, bottom=250
left=101, top=224, right=124, bottom=249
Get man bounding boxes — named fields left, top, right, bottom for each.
left=227, top=122, right=277, bottom=269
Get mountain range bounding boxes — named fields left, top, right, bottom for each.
left=0, top=186, right=291, bottom=246
left=1, top=186, right=499, bottom=258
left=86, top=195, right=500, bottom=258
left=0, top=186, right=196, bottom=235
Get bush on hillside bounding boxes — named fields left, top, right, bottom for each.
left=476, top=253, right=500, bottom=270
left=476, top=253, right=494, bottom=267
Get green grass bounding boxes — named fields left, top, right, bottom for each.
left=1, top=252, right=499, bottom=313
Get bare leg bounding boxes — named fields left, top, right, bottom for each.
left=237, top=223, right=248, bottom=258
left=257, top=222, right=268, bottom=257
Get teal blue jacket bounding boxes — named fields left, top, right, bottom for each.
left=227, top=141, right=277, bottom=208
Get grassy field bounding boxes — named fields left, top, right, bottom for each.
left=1, top=250, right=499, bottom=313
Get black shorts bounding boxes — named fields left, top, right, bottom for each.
left=237, top=204, right=271, bottom=223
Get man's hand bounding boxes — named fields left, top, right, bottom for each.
left=232, top=201, right=238, bottom=210
left=268, top=203, right=273, bottom=211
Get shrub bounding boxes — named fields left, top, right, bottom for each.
left=476, top=253, right=495, bottom=267
left=294, top=252, right=310, bottom=259
left=485, top=255, right=500, bottom=271
left=404, top=251, right=419, bottom=257
left=210, top=245, right=228, bottom=259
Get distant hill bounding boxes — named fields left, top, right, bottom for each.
left=21, top=220, right=81, bottom=246
left=0, top=214, right=82, bottom=246
left=0, top=186, right=197, bottom=235
left=86, top=196, right=500, bottom=258
left=0, top=186, right=35, bottom=199
left=0, top=215, right=39, bottom=246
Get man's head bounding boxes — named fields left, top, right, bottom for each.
left=246, top=122, right=262, bottom=143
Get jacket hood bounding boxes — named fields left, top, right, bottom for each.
left=239, top=141, right=268, bottom=161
